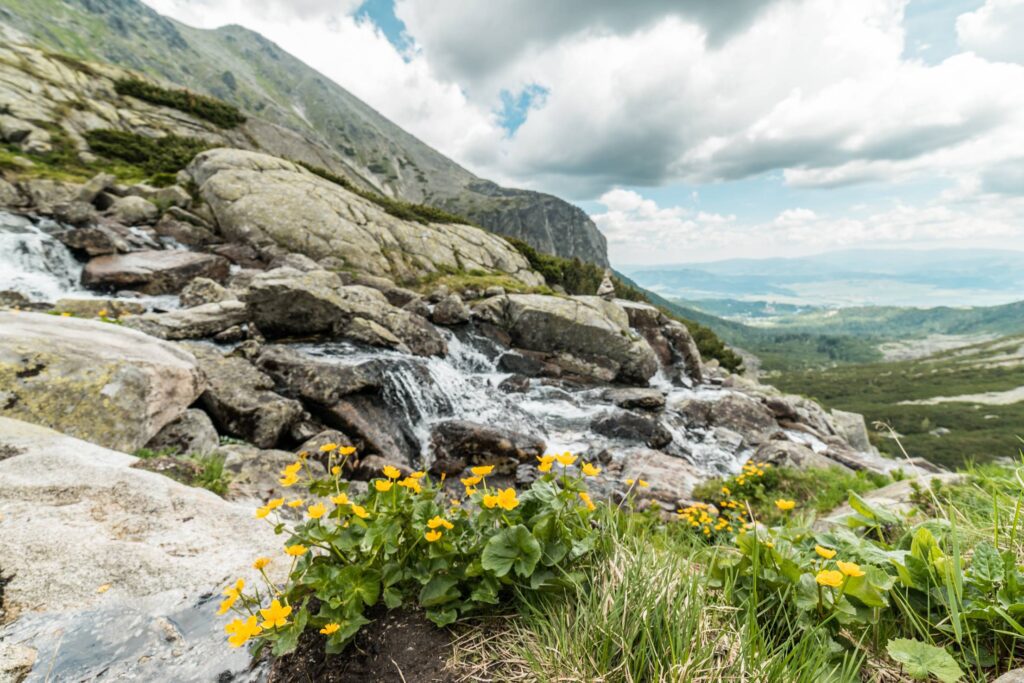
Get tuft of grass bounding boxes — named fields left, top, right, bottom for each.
left=83, top=129, right=210, bottom=176
left=114, top=78, right=246, bottom=129
left=414, top=267, right=554, bottom=296
left=191, top=453, right=230, bottom=496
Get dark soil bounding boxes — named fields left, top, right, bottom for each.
left=268, top=606, right=457, bottom=683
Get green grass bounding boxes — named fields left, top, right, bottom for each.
left=83, top=129, right=211, bottom=176
left=414, top=267, right=554, bottom=296
left=114, top=78, right=246, bottom=128
left=131, top=447, right=231, bottom=496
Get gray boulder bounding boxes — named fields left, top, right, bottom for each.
left=831, top=409, right=873, bottom=452
left=179, top=277, right=231, bottom=307
left=753, top=440, right=852, bottom=473
left=431, top=293, right=471, bottom=326
left=107, top=195, right=159, bottom=225
left=604, top=387, right=666, bottom=411
left=82, top=250, right=230, bottom=295
left=124, top=300, right=248, bottom=340
left=591, top=411, right=673, bottom=449
left=218, top=443, right=325, bottom=504
left=145, top=408, right=220, bottom=456
left=254, top=345, right=382, bottom=405
left=429, top=420, right=546, bottom=475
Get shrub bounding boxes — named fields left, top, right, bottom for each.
left=84, top=129, right=209, bottom=175
left=114, top=78, right=246, bottom=128
left=219, top=448, right=603, bottom=655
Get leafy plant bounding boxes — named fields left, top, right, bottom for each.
left=887, top=638, right=964, bottom=682
left=114, top=78, right=246, bottom=128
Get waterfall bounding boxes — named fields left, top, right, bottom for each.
left=0, top=211, right=86, bottom=301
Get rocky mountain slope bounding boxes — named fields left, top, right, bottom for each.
left=0, top=0, right=610, bottom=265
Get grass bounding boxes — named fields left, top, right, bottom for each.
left=83, top=129, right=211, bottom=176
left=414, top=267, right=554, bottom=296
left=132, top=446, right=231, bottom=496
left=114, top=78, right=246, bottom=128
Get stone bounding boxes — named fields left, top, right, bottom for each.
left=179, top=277, right=231, bottom=307
left=218, top=443, right=326, bottom=504
left=322, top=395, right=420, bottom=468
left=188, top=345, right=303, bottom=449
left=662, top=322, right=704, bottom=383
left=0, top=312, right=204, bottom=452
left=0, top=291, right=32, bottom=310
left=473, top=293, right=659, bottom=385
left=254, top=345, right=382, bottom=405
left=208, top=242, right=266, bottom=268
left=597, top=270, right=616, bottom=300
left=0, top=178, right=24, bottom=208
left=819, top=473, right=965, bottom=527
left=107, top=195, right=159, bottom=225
left=52, top=200, right=97, bottom=226
left=267, top=252, right=321, bottom=272
left=431, top=293, right=471, bottom=326
left=429, top=420, right=546, bottom=475
left=82, top=250, right=230, bottom=295
left=56, top=223, right=131, bottom=255
left=296, top=430, right=355, bottom=459
left=187, top=149, right=543, bottom=286
left=51, top=297, right=145, bottom=318
left=125, top=300, right=248, bottom=340
left=673, top=393, right=780, bottom=445
left=604, top=387, right=666, bottom=411
left=615, top=449, right=702, bottom=506
left=0, top=417, right=281, bottom=682
left=590, top=411, right=673, bottom=449
left=76, top=172, right=116, bottom=204
left=245, top=268, right=447, bottom=357
left=831, top=409, right=873, bottom=452
left=19, top=179, right=77, bottom=213
left=992, top=669, right=1024, bottom=683
left=753, top=440, right=852, bottom=473
left=153, top=215, right=218, bottom=247
left=0, top=114, right=35, bottom=143
left=144, top=408, right=220, bottom=456
left=498, top=375, right=531, bottom=393
left=484, top=286, right=506, bottom=297
left=0, top=643, right=35, bottom=683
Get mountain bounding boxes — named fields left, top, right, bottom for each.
left=622, top=248, right=1024, bottom=307
left=0, top=0, right=609, bottom=266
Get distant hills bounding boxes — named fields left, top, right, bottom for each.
left=0, top=0, right=608, bottom=265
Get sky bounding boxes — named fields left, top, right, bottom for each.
left=141, top=0, right=1024, bottom=266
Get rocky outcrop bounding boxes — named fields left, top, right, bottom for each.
left=144, top=408, right=220, bottom=456
left=753, top=440, right=851, bottom=473
left=672, top=393, right=780, bottom=446
left=0, top=312, right=204, bottom=451
left=187, top=149, right=545, bottom=286
left=429, top=420, right=546, bottom=475
left=81, top=250, right=230, bottom=295
left=591, top=411, right=673, bottom=449
left=245, top=268, right=447, bottom=356
left=604, top=387, right=666, bottom=411
left=0, top=416, right=280, bottom=682
left=431, top=293, right=471, bottom=326
left=474, top=293, right=659, bottom=385
left=124, top=300, right=248, bottom=340
left=254, top=345, right=382, bottom=405
left=619, top=300, right=704, bottom=383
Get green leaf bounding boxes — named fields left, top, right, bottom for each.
left=481, top=525, right=542, bottom=578
left=425, top=607, right=458, bottom=627
left=849, top=491, right=899, bottom=525
left=419, top=575, right=460, bottom=607
left=969, top=541, right=1001, bottom=586
left=886, top=638, right=964, bottom=682
left=382, top=586, right=403, bottom=609
left=270, top=606, right=309, bottom=657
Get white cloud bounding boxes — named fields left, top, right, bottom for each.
left=957, top=0, right=1024, bottom=64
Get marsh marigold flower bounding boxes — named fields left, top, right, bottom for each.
left=398, top=477, right=422, bottom=493
left=482, top=494, right=499, bottom=509
left=279, top=473, right=299, bottom=487
left=625, top=479, right=649, bottom=488
left=816, top=570, right=844, bottom=587
left=285, top=544, right=308, bottom=556
left=425, top=530, right=442, bottom=542
left=837, top=561, right=864, bottom=577
left=319, top=443, right=338, bottom=452
left=537, top=455, right=555, bottom=473
left=581, top=462, right=601, bottom=476
left=382, top=465, right=402, bottom=480
left=471, top=465, right=494, bottom=477
left=320, top=623, right=340, bottom=635
left=375, top=480, right=393, bottom=493
left=253, top=557, right=271, bottom=570
left=339, top=446, right=357, bottom=456
left=287, top=499, right=304, bottom=508
left=267, top=498, right=284, bottom=510
left=495, top=488, right=519, bottom=510
left=775, top=499, right=796, bottom=511
left=307, top=502, right=327, bottom=519
left=225, top=615, right=262, bottom=647
left=331, top=466, right=341, bottom=476
left=815, top=545, right=837, bottom=559
left=331, top=493, right=349, bottom=505
left=579, top=491, right=596, bottom=512
left=255, top=505, right=271, bottom=519
left=461, top=475, right=481, bottom=487
left=259, top=599, right=292, bottom=629
left=409, top=471, right=426, bottom=479
left=555, top=452, right=577, bottom=467
left=351, top=504, right=370, bottom=519
left=427, top=515, right=454, bottom=530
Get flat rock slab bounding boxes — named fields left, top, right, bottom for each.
left=0, top=417, right=282, bottom=682
left=0, top=311, right=204, bottom=452
left=124, top=299, right=248, bottom=340
left=82, top=249, right=229, bottom=295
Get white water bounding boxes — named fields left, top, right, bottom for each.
left=0, top=211, right=88, bottom=301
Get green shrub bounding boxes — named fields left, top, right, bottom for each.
left=114, top=78, right=246, bottom=128
left=84, top=129, right=210, bottom=175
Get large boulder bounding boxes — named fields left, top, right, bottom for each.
left=245, top=268, right=447, bottom=356
left=613, top=448, right=702, bottom=507
left=0, top=312, right=204, bottom=452
left=81, top=250, right=230, bottom=295
left=187, top=149, right=543, bottom=286
left=124, top=300, right=249, bottom=340
left=672, top=393, right=780, bottom=445
left=0, top=417, right=281, bottom=682
left=322, top=394, right=420, bottom=468
left=254, top=345, right=382, bottom=405
left=590, top=410, right=673, bottom=449
left=106, top=195, right=159, bottom=225
left=429, top=420, right=546, bottom=475
left=753, top=440, right=852, bottom=473
left=144, top=408, right=220, bottom=456
left=473, top=294, right=659, bottom=385
left=831, top=409, right=873, bottom=452
left=604, top=387, right=666, bottom=411
left=188, top=345, right=303, bottom=449
left=218, top=443, right=326, bottom=504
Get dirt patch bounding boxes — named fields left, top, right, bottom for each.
left=268, top=606, right=457, bottom=683
left=0, top=443, right=23, bottom=462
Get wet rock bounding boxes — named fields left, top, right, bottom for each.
left=218, top=443, right=326, bottom=504
left=107, top=195, right=159, bottom=225
left=188, top=345, right=303, bottom=449
left=124, top=300, right=249, bottom=340
left=212, top=324, right=247, bottom=343
left=179, top=276, right=231, bottom=307
left=82, top=250, right=230, bottom=295
left=590, top=411, right=673, bottom=449
left=498, top=375, right=531, bottom=393
left=154, top=214, right=218, bottom=246
left=56, top=223, right=132, bottom=255
left=431, top=293, right=471, bottom=326
left=662, top=322, right=704, bottom=383
left=0, top=312, right=204, bottom=452
left=604, top=387, right=666, bottom=411
left=618, top=302, right=704, bottom=384
left=144, top=408, right=220, bottom=456
left=245, top=268, right=446, bottom=357
left=0, top=291, right=32, bottom=309
left=322, top=395, right=420, bottom=468
left=429, top=420, right=546, bottom=475
left=254, top=345, right=382, bottom=405
left=51, top=297, right=145, bottom=318
left=754, top=440, right=851, bottom=472
left=673, top=394, right=779, bottom=445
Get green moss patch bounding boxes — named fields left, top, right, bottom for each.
left=114, top=78, right=246, bottom=129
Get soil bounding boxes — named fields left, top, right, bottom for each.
left=268, top=606, right=457, bottom=683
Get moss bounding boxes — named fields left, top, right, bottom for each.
left=415, top=269, right=554, bottom=296
left=113, top=78, right=246, bottom=129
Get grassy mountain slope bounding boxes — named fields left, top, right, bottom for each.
left=0, top=0, right=608, bottom=265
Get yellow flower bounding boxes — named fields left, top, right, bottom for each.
left=815, top=545, right=837, bottom=560
left=60, top=311, right=72, bottom=317
left=496, top=488, right=519, bottom=511
left=425, top=530, right=443, bottom=542
left=297, top=450, right=309, bottom=460
left=307, top=502, right=327, bottom=519
left=427, top=515, right=454, bottom=530
left=398, top=477, right=422, bottom=493
left=287, top=499, right=304, bottom=508
left=579, top=491, right=596, bottom=512
left=267, top=498, right=284, bottom=510
left=409, top=471, right=426, bottom=479
left=471, top=465, right=495, bottom=477
left=537, top=455, right=556, bottom=473
left=253, top=557, right=271, bottom=570
left=217, top=593, right=237, bottom=615
left=319, top=443, right=338, bottom=452
left=626, top=478, right=649, bottom=488
left=775, top=499, right=796, bottom=511
left=283, top=462, right=302, bottom=476
left=225, top=615, right=262, bottom=647
left=218, top=578, right=245, bottom=615
left=581, top=462, right=601, bottom=477
left=375, top=480, right=393, bottom=492
left=482, top=494, right=499, bottom=509
left=331, top=493, right=350, bottom=505
left=284, top=544, right=308, bottom=556
left=97, top=308, right=108, bottom=317
left=255, top=505, right=271, bottom=519
left=460, top=475, right=482, bottom=487
left=331, top=466, right=341, bottom=476
left=259, top=599, right=292, bottom=629
left=339, top=446, right=357, bottom=456
left=836, top=561, right=865, bottom=577
left=320, top=623, right=340, bottom=635
left=351, top=504, right=370, bottom=519
left=721, top=486, right=731, bottom=495
left=382, top=465, right=402, bottom=480
left=555, top=452, right=577, bottom=467
left=816, top=570, right=844, bottom=587
left=279, top=473, right=299, bottom=487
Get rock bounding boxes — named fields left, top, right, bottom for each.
left=615, top=449, right=702, bottom=507
left=0, top=114, right=36, bottom=143
left=179, top=276, right=231, bottom=307
left=0, top=178, right=24, bottom=208
left=296, top=430, right=355, bottom=458
left=753, top=440, right=852, bottom=472
left=831, top=409, right=872, bottom=452
left=187, top=149, right=543, bottom=286
left=497, top=349, right=554, bottom=377
left=0, top=291, right=32, bottom=310
left=268, top=252, right=320, bottom=272
left=154, top=214, right=218, bottom=247
left=0, top=643, right=35, bottom=683
left=484, top=286, right=506, bottom=297
left=144, top=408, right=220, bottom=456
left=51, top=297, right=145, bottom=318
left=402, top=297, right=432, bottom=319
left=431, top=293, right=471, bottom=326
left=429, top=420, right=546, bottom=475
left=352, top=454, right=411, bottom=481
left=125, top=300, right=248, bottom=340
left=56, top=223, right=132, bottom=255
left=0, top=312, right=204, bottom=451
left=590, top=411, right=673, bottom=449
left=19, top=178, right=77, bottom=213
left=673, top=393, right=779, bottom=445
left=819, top=473, right=965, bottom=527
left=107, top=195, right=159, bottom=225
left=0, top=417, right=280, bottom=682
left=992, top=669, right=1024, bottom=683
left=245, top=268, right=447, bottom=357
left=208, top=242, right=266, bottom=268
left=604, top=387, right=666, bottom=411
left=188, top=345, right=303, bottom=448
left=212, top=325, right=246, bottom=343
left=75, top=172, right=116, bottom=204
left=597, top=270, right=616, bottom=300
left=254, top=345, right=382, bottom=405
left=82, top=250, right=230, bottom=295
left=52, top=200, right=97, bottom=226
left=474, top=294, right=659, bottom=385
left=322, top=395, right=420, bottom=468
left=498, top=375, right=531, bottom=393
left=218, top=443, right=325, bottom=504
left=662, top=322, right=704, bottom=383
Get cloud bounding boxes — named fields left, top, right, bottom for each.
left=957, top=0, right=1024, bottom=64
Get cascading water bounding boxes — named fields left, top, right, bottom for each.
left=0, top=210, right=88, bottom=301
